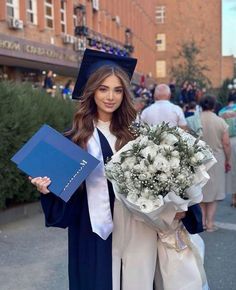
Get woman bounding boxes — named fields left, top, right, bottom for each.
left=199, top=95, right=231, bottom=232
left=61, top=79, right=74, bottom=99
left=30, top=49, right=158, bottom=290
left=219, top=93, right=236, bottom=207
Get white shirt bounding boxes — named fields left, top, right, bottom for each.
left=96, top=120, right=116, bottom=153
left=140, top=100, right=187, bottom=127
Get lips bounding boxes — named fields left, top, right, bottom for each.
left=104, top=103, right=115, bottom=108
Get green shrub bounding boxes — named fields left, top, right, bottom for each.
left=0, top=81, right=75, bottom=209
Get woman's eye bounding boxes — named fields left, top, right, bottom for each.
left=115, top=89, right=123, bottom=94
left=99, top=87, right=107, bottom=92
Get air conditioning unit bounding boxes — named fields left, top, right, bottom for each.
left=74, top=39, right=86, bottom=52
left=92, top=0, right=99, bottom=11
left=63, top=34, right=75, bottom=44
left=9, top=18, right=23, bottom=30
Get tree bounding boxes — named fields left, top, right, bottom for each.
left=170, top=41, right=211, bottom=88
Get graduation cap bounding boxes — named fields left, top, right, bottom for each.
left=72, top=49, right=137, bottom=99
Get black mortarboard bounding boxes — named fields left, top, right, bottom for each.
left=72, top=49, right=137, bottom=99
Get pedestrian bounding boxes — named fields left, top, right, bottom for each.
left=30, top=49, right=158, bottom=290
left=219, top=93, right=236, bottom=207
left=61, top=79, right=74, bottom=99
left=43, top=70, right=56, bottom=96
left=184, top=101, right=197, bottom=118
left=140, top=83, right=187, bottom=129
left=199, top=95, right=231, bottom=231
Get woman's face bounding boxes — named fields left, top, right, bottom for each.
left=94, top=74, right=124, bottom=121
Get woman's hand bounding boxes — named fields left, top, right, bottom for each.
left=174, top=211, right=186, bottom=220
left=29, top=176, right=51, bottom=194
left=225, top=161, right=231, bottom=173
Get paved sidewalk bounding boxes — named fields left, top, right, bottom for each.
left=0, top=195, right=235, bottom=290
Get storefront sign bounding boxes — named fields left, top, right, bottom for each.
left=0, top=34, right=78, bottom=65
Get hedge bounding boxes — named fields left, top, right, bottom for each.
left=0, top=81, right=75, bottom=209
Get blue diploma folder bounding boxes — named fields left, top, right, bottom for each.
left=11, top=124, right=100, bottom=202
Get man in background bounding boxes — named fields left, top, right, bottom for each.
left=140, top=83, right=187, bottom=129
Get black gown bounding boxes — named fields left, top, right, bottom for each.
left=40, top=130, right=115, bottom=290
left=40, top=130, right=203, bottom=290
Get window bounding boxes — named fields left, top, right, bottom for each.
left=156, top=60, right=166, bottom=78
left=156, top=34, right=166, bottom=51
left=7, top=0, right=19, bottom=19
left=45, top=0, right=53, bottom=29
left=27, top=0, right=37, bottom=24
left=156, top=6, right=165, bottom=24
left=60, top=1, right=67, bottom=33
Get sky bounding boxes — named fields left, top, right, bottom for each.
left=222, top=0, right=236, bottom=56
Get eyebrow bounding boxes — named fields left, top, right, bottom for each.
left=99, top=85, right=123, bottom=89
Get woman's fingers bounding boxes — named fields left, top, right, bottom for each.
left=174, top=211, right=186, bottom=220
left=30, top=176, right=51, bottom=194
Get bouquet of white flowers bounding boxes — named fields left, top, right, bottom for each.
left=105, top=122, right=216, bottom=232
left=106, top=122, right=214, bottom=290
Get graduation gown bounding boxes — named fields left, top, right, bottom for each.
left=40, top=129, right=203, bottom=290
left=40, top=130, right=115, bottom=290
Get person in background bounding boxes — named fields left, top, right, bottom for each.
left=199, top=95, right=231, bottom=232
left=61, top=79, right=74, bottom=99
left=140, top=83, right=188, bottom=130
left=43, top=70, right=56, bottom=96
left=133, top=96, right=146, bottom=123
left=184, top=101, right=197, bottom=118
left=219, top=93, right=236, bottom=207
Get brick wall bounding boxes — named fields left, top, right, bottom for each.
left=222, top=56, right=235, bottom=81
left=0, top=0, right=157, bottom=81
left=156, top=0, right=222, bottom=88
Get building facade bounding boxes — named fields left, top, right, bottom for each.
left=0, top=0, right=157, bottom=86
left=221, top=55, right=235, bottom=81
left=155, top=0, right=222, bottom=88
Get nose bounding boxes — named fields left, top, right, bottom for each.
left=107, top=89, right=114, bottom=100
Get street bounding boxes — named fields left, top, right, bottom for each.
left=0, top=195, right=236, bottom=290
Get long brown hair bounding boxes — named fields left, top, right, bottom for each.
left=65, top=65, right=136, bottom=151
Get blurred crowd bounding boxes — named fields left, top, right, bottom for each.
left=132, top=80, right=236, bottom=234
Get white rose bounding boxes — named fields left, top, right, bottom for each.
left=161, top=133, right=178, bottom=146
left=139, top=135, right=149, bottom=147
left=121, top=156, right=137, bottom=170
left=194, top=151, right=205, bottom=161
left=148, top=164, right=157, bottom=174
left=154, top=155, right=170, bottom=172
left=139, top=159, right=149, bottom=171
left=170, top=157, right=180, bottom=169
left=160, top=144, right=174, bottom=152
left=140, top=144, right=158, bottom=160
left=190, top=156, right=198, bottom=165
left=171, top=150, right=179, bottom=157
